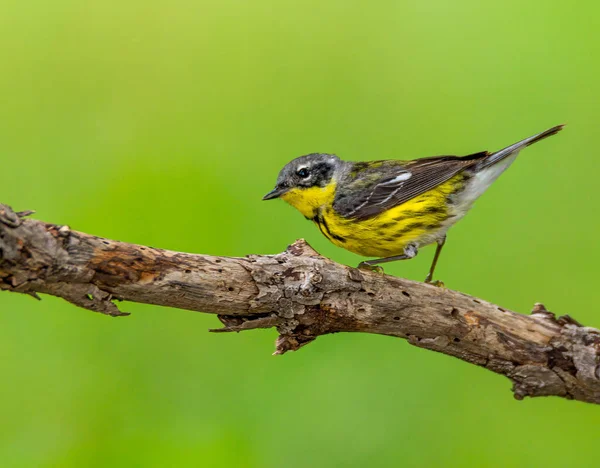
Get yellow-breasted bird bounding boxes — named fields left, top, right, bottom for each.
left=263, top=125, right=563, bottom=283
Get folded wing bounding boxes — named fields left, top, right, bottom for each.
left=334, top=153, right=488, bottom=220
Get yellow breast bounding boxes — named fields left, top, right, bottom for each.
left=282, top=176, right=463, bottom=258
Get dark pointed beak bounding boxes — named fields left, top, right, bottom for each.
left=262, top=186, right=288, bottom=200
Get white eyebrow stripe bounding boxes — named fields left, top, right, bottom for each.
left=379, top=172, right=412, bottom=186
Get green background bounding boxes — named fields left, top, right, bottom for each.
left=1, top=0, right=598, bottom=466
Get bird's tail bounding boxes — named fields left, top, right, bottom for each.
left=477, top=124, right=564, bottom=170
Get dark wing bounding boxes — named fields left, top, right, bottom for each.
left=334, top=152, right=488, bottom=220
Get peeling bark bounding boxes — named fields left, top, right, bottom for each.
left=1, top=203, right=599, bottom=404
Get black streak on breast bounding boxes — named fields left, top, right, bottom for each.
left=314, top=213, right=346, bottom=243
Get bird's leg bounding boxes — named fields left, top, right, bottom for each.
left=358, top=244, right=418, bottom=273
left=424, top=236, right=446, bottom=286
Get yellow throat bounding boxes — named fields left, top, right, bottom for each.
left=280, top=182, right=337, bottom=219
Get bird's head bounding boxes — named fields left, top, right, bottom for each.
left=263, top=153, right=341, bottom=218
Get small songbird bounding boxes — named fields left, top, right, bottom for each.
left=263, top=125, right=563, bottom=283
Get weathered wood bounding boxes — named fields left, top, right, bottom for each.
left=1, top=203, right=599, bottom=404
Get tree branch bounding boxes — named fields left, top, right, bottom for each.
left=1, top=203, right=599, bottom=404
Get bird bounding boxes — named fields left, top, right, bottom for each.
left=263, top=125, right=564, bottom=283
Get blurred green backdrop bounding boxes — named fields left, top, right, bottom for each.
left=1, top=0, right=599, bottom=466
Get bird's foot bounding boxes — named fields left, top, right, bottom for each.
left=358, top=262, right=385, bottom=274
left=425, top=278, right=445, bottom=288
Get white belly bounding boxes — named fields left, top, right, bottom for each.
left=423, top=152, right=520, bottom=245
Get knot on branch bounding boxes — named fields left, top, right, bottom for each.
left=0, top=205, right=22, bottom=228
left=0, top=206, right=127, bottom=316
left=510, top=304, right=600, bottom=401
left=213, top=239, right=366, bottom=354
left=0, top=205, right=46, bottom=293
left=0, top=205, right=36, bottom=229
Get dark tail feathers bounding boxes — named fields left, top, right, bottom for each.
left=478, top=124, right=564, bottom=170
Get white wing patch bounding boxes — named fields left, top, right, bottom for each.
left=376, top=171, right=412, bottom=205
left=379, top=172, right=412, bottom=186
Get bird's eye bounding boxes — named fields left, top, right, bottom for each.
left=297, top=168, right=310, bottom=178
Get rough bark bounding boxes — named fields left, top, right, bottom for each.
left=1, top=203, right=599, bottom=404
